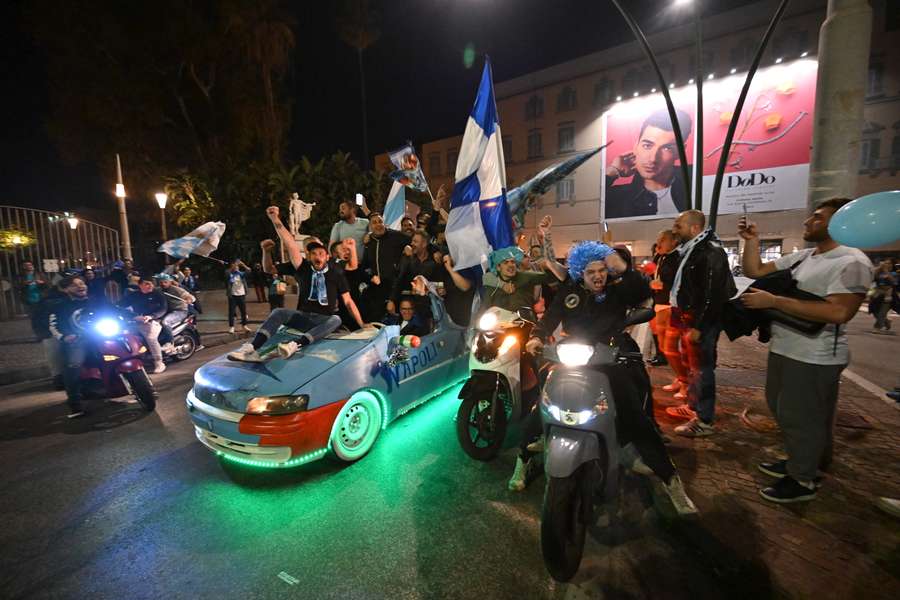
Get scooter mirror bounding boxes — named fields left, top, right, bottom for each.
left=517, top=307, right=537, bottom=323
left=622, top=307, right=654, bottom=328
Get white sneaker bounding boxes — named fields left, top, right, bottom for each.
left=526, top=435, right=545, bottom=453
left=228, top=326, right=235, bottom=334
left=508, top=456, right=530, bottom=491
left=150, top=362, right=166, bottom=374
left=674, top=417, right=715, bottom=437
left=242, top=325, right=252, bottom=333
left=876, top=497, right=900, bottom=519
left=630, top=456, right=655, bottom=476
left=277, top=341, right=300, bottom=359
left=227, top=343, right=262, bottom=362
left=664, top=475, right=699, bottom=516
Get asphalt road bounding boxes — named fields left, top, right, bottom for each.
left=845, top=309, right=899, bottom=394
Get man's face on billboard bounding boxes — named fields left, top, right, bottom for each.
left=633, top=125, right=678, bottom=185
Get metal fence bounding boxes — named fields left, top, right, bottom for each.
left=0, top=205, right=121, bottom=321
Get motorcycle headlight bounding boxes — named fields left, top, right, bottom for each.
left=478, top=311, right=498, bottom=331
left=95, top=318, right=121, bottom=337
left=557, top=343, right=594, bottom=367
left=246, top=394, right=310, bottom=415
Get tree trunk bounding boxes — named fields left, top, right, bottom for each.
left=358, top=46, right=369, bottom=171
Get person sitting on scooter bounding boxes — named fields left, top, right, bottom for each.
left=228, top=206, right=371, bottom=362
left=49, top=275, right=111, bottom=418
left=522, top=241, right=698, bottom=515
left=156, top=273, right=195, bottom=352
left=118, top=274, right=168, bottom=374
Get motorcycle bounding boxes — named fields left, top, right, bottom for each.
left=159, top=309, right=201, bottom=363
left=73, top=310, right=158, bottom=411
left=456, top=306, right=538, bottom=460
left=538, top=307, right=654, bottom=582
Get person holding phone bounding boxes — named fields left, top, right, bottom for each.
left=329, top=199, right=370, bottom=260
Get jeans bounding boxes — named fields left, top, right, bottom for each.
left=62, top=338, right=88, bottom=407
left=136, top=319, right=163, bottom=363
left=162, top=310, right=188, bottom=330
left=689, top=323, right=721, bottom=424
left=252, top=308, right=342, bottom=350
left=42, top=337, right=63, bottom=378
left=873, top=296, right=892, bottom=329
left=228, top=295, right=247, bottom=326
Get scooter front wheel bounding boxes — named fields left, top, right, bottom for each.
left=456, top=395, right=507, bottom=461
left=124, top=369, right=157, bottom=412
left=540, top=460, right=600, bottom=582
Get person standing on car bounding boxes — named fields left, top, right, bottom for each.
left=523, top=242, right=698, bottom=515
left=228, top=207, right=370, bottom=362
left=118, top=274, right=168, bottom=374
left=666, top=210, right=737, bottom=437
left=225, top=259, right=252, bottom=334
left=739, top=198, right=872, bottom=504
left=48, top=275, right=109, bottom=417
left=329, top=199, right=370, bottom=260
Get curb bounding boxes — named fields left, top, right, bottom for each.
left=0, top=331, right=248, bottom=389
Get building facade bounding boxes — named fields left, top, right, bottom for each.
left=377, top=0, right=899, bottom=264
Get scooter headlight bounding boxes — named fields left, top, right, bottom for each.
left=557, top=343, right=594, bottom=367
left=95, top=318, right=121, bottom=337
left=478, top=311, right=499, bottom=331
left=246, top=394, right=310, bottom=415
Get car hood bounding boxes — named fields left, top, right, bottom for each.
left=191, top=328, right=393, bottom=413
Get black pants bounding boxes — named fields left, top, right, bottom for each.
left=62, top=338, right=88, bottom=408
left=228, top=294, right=247, bottom=326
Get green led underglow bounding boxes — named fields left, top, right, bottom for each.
left=217, top=447, right=328, bottom=469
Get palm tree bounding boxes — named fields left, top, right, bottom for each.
left=336, top=0, right=380, bottom=170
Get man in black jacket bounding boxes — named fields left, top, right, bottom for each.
left=118, top=275, right=168, bottom=373
left=667, top=210, right=737, bottom=437
left=361, top=213, right=410, bottom=322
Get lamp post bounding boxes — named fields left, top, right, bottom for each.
left=64, top=212, right=80, bottom=264
left=115, top=153, right=133, bottom=261
left=155, top=192, right=168, bottom=240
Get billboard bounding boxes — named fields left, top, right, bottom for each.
left=601, top=59, right=818, bottom=221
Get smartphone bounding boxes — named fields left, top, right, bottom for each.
left=355, top=193, right=364, bottom=206
left=739, top=203, right=749, bottom=231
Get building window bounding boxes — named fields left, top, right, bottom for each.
left=860, top=138, right=881, bottom=171
left=428, top=153, right=441, bottom=177
left=867, top=62, right=884, bottom=97
left=557, top=86, right=577, bottom=113
left=558, top=123, right=575, bottom=153
left=759, top=240, right=783, bottom=262
left=527, top=129, right=543, bottom=159
left=593, top=77, right=615, bottom=107
left=525, top=95, right=544, bottom=120
left=555, top=178, right=575, bottom=207
left=446, top=149, right=458, bottom=177
left=502, top=136, right=513, bottom=162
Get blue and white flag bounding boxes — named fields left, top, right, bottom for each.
left=157, top=221, right=226, bottom=259
left=446, top=58, right=514, bottom=270
left=383, top=182, right=407, bottom=231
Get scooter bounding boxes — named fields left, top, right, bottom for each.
left=538, top=307, right=654, bottom=582
left=159, top=309, right=201, bottom=363
left=73, top=310, right=158, bottom=411
left=456, top=306, right=538, bottom=460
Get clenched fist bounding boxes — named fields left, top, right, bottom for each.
left=260, top=239, right=276, bottom=251
left=266, top=206, right=280, bottom=221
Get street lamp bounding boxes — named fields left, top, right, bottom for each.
left=66, top=214, right=79, bottom=230
left=114, top=153, right=133, bottom=261
left=155, top=192, right=168, bottom=240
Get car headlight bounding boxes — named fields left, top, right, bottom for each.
left=246, top=394, right=310, bottom=415
left=95, top=318, right=121, bottom=337
left=478, top=311, right=499, bottom=331
left=557, top=343, right=594, bottom=367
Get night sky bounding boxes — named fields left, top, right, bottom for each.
left=0, top=0, right=756, bottom=219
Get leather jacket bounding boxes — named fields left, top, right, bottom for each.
left=674, top=238, right=736, bottom=330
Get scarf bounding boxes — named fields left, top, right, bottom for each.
left=308, top=265, right=329, bottom=306
left=669, top=227, right=716, bottom=307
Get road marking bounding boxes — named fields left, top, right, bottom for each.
left=277, top=571, right=299, bottom=585
left=842, top=368, right=897, bottom=410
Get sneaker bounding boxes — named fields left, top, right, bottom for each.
left=242, top=325, right=252, bottom=333
left=760, top=476, right=816, bottom=503
left=228, top=326, right=235, bottom=334
left=150, top=362, right=166, bottom=374
left=758, top=459, right=824, bottom=486
left=666, top=404, right=697, bottom=420
left=649, top=355, right=667, bottom=366
left=674, top=417, right=715, bottom=437
left=227, top=343, right=263, bottom=363
left=664, top=475, right=699, bottom=516
left=525, top=435, right=545, bottom=453
left=630, top=456, right=654, bottom=477
left=508, top=456, right=532, bottom=492
left=662, top=380, right=681, bottom=392
left=67, top=404, right=86, bottom=419
left=277, top=341, right=300, bottom=359
left=887, top=390, right=900, bottom=402
left=875, top=497, right=900, bottom=519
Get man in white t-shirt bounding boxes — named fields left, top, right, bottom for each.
left=739, top=198, right=872, bottom=504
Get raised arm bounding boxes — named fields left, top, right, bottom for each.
left=442, top=254, right=472, bottom=291
left=267, top=206, right=302, bottom=269
left=536, top=215, right=567, bottom=282
left=344, top=238, right=359, bottom=271
left=738, top=217, right=776, bottom=278
left=260, top=239, right=277, bottom=274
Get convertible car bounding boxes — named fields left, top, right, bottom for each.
left=186, top=291, right=469, bottom=468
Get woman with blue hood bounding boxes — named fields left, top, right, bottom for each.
left=516, top=241, right=698, bottom=515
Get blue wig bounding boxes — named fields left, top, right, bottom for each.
left=566, top=241, right=615, bottom=281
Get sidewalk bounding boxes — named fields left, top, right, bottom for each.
left=570, top=333, right=900, bottom=598
left=0, top=291, right=293, bottom=387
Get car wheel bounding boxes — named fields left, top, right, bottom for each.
left=331, top=392, right=383, bottom=462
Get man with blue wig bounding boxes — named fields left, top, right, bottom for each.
left=518, top=240, right=698, bottom=515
